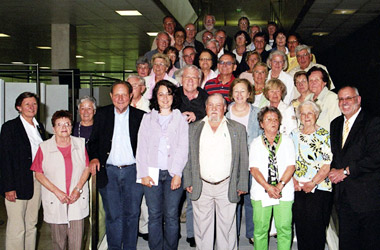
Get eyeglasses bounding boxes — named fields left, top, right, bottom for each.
left=296, top=53, right=310, bottom=58
left=338, top=96, right=358, bottom=102
left=199, top=58, right=212, bottom=62
left=271, top=60, right=284, bottom=65
left=183, top=53, right=195, bottom=58
left=218, top=61, right=234, bottom=66
left=56, top=122, right=72, bottom=127
left=153, top=63, right=166, bottom=67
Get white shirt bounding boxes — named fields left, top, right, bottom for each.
left=343, top=108, right=361, bottom=135
left=277, top=101, right=298, bottom=135
left=20, top=115, right=43, bottom=160
left=249, top=134, right=295, bottom=202
left=135, top=96, right=150, bottom=113
left=199, top=117, right=232, bottom=182
left=267, top=70, right=295, bottom=105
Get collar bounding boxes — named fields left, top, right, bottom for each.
left=344, top=107, right=361, bottom=124
left=114, top=106, right=129, bottom=117
left=20, top=115, right=39, bottom=127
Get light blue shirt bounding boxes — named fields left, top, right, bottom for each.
left=106, top=107, right=135, bottom=166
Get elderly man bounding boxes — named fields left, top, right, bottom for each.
left=179, top=46, right=197, bottom=69
left=204, top=52, right=236, bottom=103
left=88, top=81, right=145, bottom=250
left=205, top=39, right=219, bottom=56
left=184, top=23, right=204, bottom=53
left=202, top=31, right=213, bottom=46
left=246, top=25, right=261, bottom=51
left=136, top=57, right=150, bottom=78
left=215, top=30, right=228, bottom=58
left=128, top=75, right=150, bottom=113
left=307, top=66, right=341, bottom=131
left=176, top=65, right=208, bottom=247
left=144, top=32, right=170, bottom=62
left=289, top=45, right=334, bottom=91
left=196, top=14, right=217, bottom=42
left=183, top=93, right=249, bottom=250
left=253, top=32, right=270, bottom=63
left=329, top=86, right=380, bottom=250
left=285, top=33, right=314, bottom=72
left=151, top=16, right=176, bottom=50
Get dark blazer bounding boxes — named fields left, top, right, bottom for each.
left=183, top=118, right=249, bottom=203
left=87, top=105, right=145, bottom=188
left=330, top=110, right=380, bottom=213
left=0, top=116, right=46, bottom=199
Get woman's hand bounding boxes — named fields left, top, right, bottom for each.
left=5, top=190, right=17, bottom=202
left=171, top=175, right=181, bottom=190
left=68, top=188, right=81, bottom=204
left=300, top=181, right=316, bottom=193
left=54, top=189, right=69, bottom=204
left=293, top=178, right=302, bottom=192
left=142, top=176, right=155, bottom=188
left=267, top=185, right=282, bottom=199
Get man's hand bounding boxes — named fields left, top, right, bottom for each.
left=89, top=158, right=100, bottom=174
left=5, top=190, right=17, bottom=202
left=183, top=111, right=196, bottom=123
left=329, top=168, right=347, bottom=184
left=141, top=176, right=155, bottom=188
left=186, top=186, right=193, bottom=193
left=237, top=190, right=247, bottom=196
left=171, top=175, right=181, bottom=190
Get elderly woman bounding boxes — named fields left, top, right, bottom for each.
left=252, top=62, right=269, bottom=108
left=136, top=80, right=189, bottom=250
left=0, top=92, right=46, bottom=250
left=291, top=71, right=312, bottom=110
left=233, top=30, right=251, bottom=63
left=144, top=53, right=178, bottom=100
left=164, top=46, right=179, bottom=78
left=196, top=48, right=218, bottom=88
left=264, top=79, right=297, bottom=135
left=226, top=78, right=261, bottom=244
left=291, top=100, right=333, bottom=250
left=249, top=106, right=295, bottom=250
left=73, top=96, right=96, bottom=145
left=31, top=110, right=90, bottom=250
left=267, top=50, right=295, bottom=105
left=239, top=51, right=261, bottom=85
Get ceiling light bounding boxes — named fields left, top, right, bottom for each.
left=11, top=61, right=24, bottom=64
left=312, top=32, right=329, bottom=36
left=40, top=66, right=50, bottom=69
left=76, top=55, right=84, bottom=58
left=36, top=46, right=52, bottom=50
left=0, top=33, right=10, bottom=37
left=94, top=61, right=105, bottom=64
left=124, top=69, right=134, bottom=72
left=147, top=32, right=158, bottom=37
left=116, top=10, right=142, bottom=16
left=332, top=9, right=357, bottom=15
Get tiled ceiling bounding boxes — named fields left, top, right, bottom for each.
left=0, top=0, right=379, bottom=74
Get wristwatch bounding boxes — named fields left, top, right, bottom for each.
left=75, top=187, right=83, bottom=194
left=343, top=169, right=348, bottom=176
left=280, top=180, right=286, bottom=186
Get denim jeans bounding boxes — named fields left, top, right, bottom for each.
left=99, top=164, right=143, bottom=250
left=186, top=192, right=194, bottom=238
left=143, top=170, right=183, bottom=250
left=236, top=174, right=254, bottom=239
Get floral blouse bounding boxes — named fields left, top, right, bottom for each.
left=291, top=127, right=333, bottom=192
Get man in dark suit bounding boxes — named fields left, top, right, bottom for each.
left=88, top=81, right=145, bottom=250
left=329, top=86, right=380, bottom=250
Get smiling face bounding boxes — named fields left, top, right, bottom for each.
left=157, top=85, right=173, bottom=111
left=79, top=100, right=95, bottom=124
left=163, top=17, right=175, bottom=35
left=287, top=35, right=299, bottom=53
left=206, top=95, right=226, bottom=123
left=295, top=74, right=309, bottom=95
left=129, top=77, right=145, bottom=100
left=183, top=48, right=196, bottom=65
left=338, top=87, right=361, bottom=120
left=296, top=49, right=312, bottom=69
left=53, top=117, right=72, bottom=138
left=217, top=54, right=236, bottom=76
left=17, top=97, right=38, bottom=120
left=308, top=71, right=326, bottom=97
left=270, top=54, right=285, bottom=73
left=267, top=87, right=282, bottom=105
left=137, top=63, right=150, bottom=77
left=199, top=51, right=213, bottom=71
left=110, top=83, right=132, bottom=114
left=254, top=36, right=265, bottom=51
left=182, top=67, right=200, bottom=92
left=152, top=58, right=168, bottom=77
left=185, top=24, right=196, bottom=41
left=156, top=33, right=170, bottom=53
left=232, top=82, right=249, bottom=104
left=253, top=65, right=267, bottom=85
left=204, top=15, right=215, bottom=30
left=299, top=104, right=317, bottom=128
left=215, top=31, right=226, bottom=49
left=174, top=30, right=185, bottom=46
left=247, top=53, right=260, bottom=70
left=239, top=18, right=249, bottom=31
left=235, top=33, right=247, bottom=46
left=202, top=31, right=213, bottom=45
left=249, top=26, right=260, bottom=40
left=275, top=32, right=286, bottom=47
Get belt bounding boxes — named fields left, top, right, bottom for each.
left=107, top=164, right=135, bottom=169
left=201, top=176, right=230, bottom=185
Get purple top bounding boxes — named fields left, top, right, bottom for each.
left=136, top=109, right=189, bottom=178
left=73, top=122, right=93, bottom=145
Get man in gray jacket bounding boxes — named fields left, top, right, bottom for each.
left=183, top=93, right=249, bottom=250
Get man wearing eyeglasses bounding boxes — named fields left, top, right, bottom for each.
left=204, top=52, right=237, bottom=103
left=184, top=23, right=204, bottom=54
left=307, top=66, right=341, bottom=132
left=329, top=86, right=380, bottom=250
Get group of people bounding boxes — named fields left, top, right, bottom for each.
left=0, top=13, right=380, bottom=250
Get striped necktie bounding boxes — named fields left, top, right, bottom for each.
left=342, top=120, right=349, bottom=147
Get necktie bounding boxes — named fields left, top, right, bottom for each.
left=342, top=120, right=349, bottom=147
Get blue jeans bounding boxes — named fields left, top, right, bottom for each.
left=99, top=164, right=143, bottom=250
left=143, top=170, right=183, bottom=250
left=186, top=192, right=194, bottom=238
left=236, top=173, right=254, bottom=239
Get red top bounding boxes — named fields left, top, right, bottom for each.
left=31, top=145, right=89, bottom=195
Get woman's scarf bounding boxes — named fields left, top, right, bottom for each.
left=262, top=132, right=282, bottom=186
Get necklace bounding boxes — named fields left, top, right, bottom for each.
left=255, top=88, right=264, bottom=95
left=78, top=123, right=90, bottom=144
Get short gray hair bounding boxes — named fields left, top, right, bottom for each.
left=295, top=44, right=311, bottom=54
left=77, top=96, right=97, bottom=110
left=267, top=50, right=288, bottom=71
left=180, top=65, right=202, bottom=79
left=205, top=93, right=227, bottom=107
left=250, top=24, right=262, bottom=33
left=127, top=74, right=145, bottom=86
left=296, top=100, right=321, bottom=120
left=206, top=39, right=220, bottom=50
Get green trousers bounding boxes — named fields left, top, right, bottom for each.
left=252, top=200, right=293, bottom=250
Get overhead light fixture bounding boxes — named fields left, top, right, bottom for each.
left=36, top=46, right=52, bottom=50
left=0, top=33, right=10, bottom=37
left=116, top=10, right=142, bottom=16
left=124, top=69, right=134, bottom=72
left=147, top=32, right=158, bottom=37
left=76, top=55, right=84, bottom=58
left=11, top=61, right=24, bottom=64
left=40, top=66, right=50, bottom=69
left=332, top=9, right=357, bottom=15
left=94, top=61, right=105, bottom=64
left=312, top=32, right=329, bottom=36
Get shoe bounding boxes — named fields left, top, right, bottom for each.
left=138, top=232, right=149, bottom=241
left=186, top=237, right=196, bottom=247
left=248, top=238, right=254, bottom=245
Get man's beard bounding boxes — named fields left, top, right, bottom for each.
left=205, top=24, right=214, bottom=31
